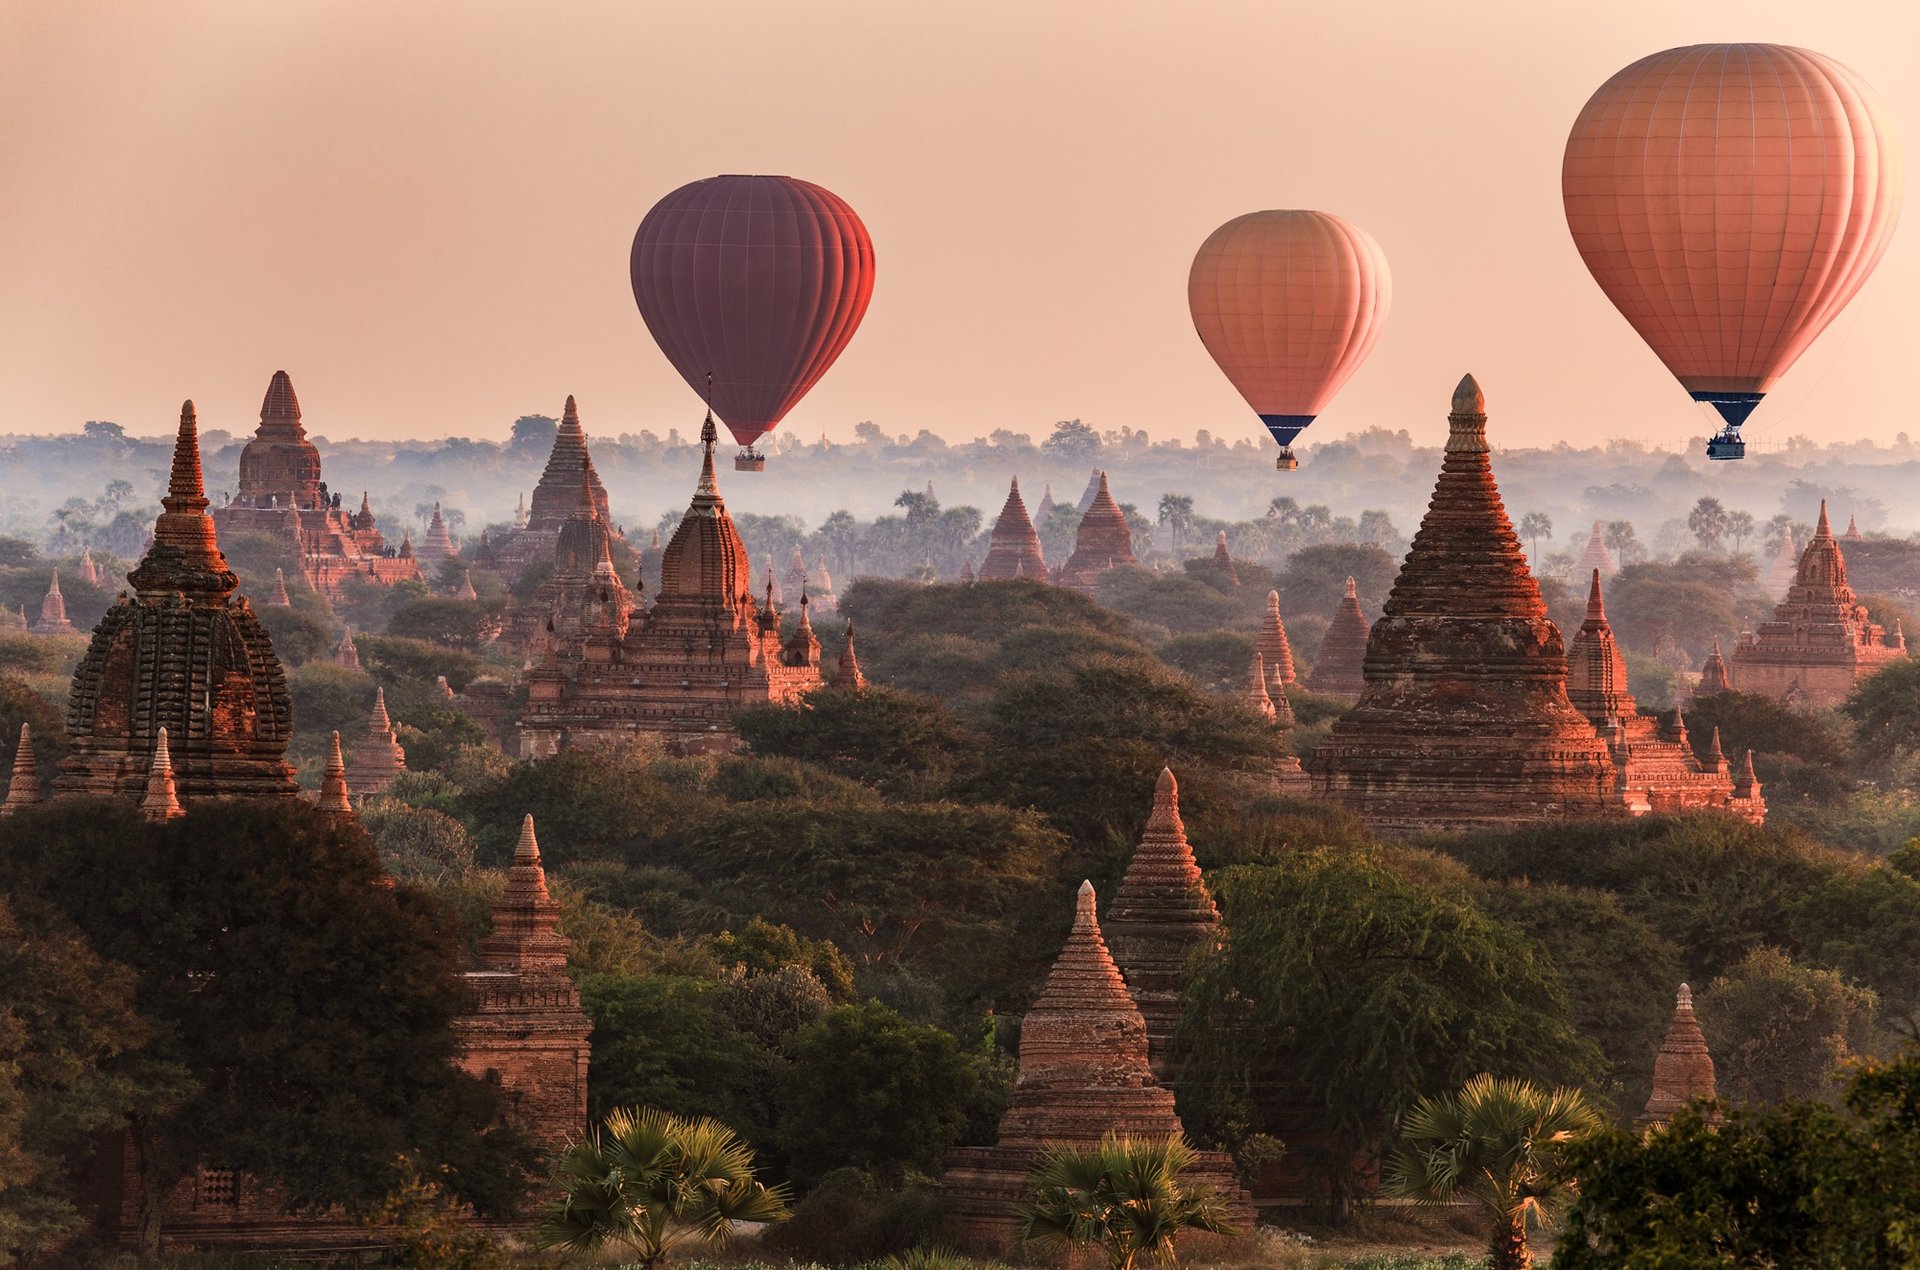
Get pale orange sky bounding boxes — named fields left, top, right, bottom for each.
left=1, top=1, right=1914, bottom=449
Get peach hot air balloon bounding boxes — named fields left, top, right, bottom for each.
left=1563, top=44, right=1902, bottom=460
left=1188, top=210, right=1391, bottom=471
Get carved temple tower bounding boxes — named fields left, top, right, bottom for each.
left=211, top=372, right=420, bottom=596
left=497, top=396, right=613, bottom=576
left=1728, top=502, right=1907, bottom=708
left=943, top=880, right=1252, bottom=1250
left=57, top=402, right=299, bottom=803
left=978, top=479, right=1048, bottom=581
left=1309, top=377, right=1619, bottom=832
left=518, top=414, right=821, bottom=755
left=1059, top=471, right=1137, bottom=594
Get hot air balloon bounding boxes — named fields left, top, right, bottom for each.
left=1563, top=44, right=1902, bottom=461
left=631, top=175, right=877, bottom=471
left=1188, top=210, right=1391, bottom=471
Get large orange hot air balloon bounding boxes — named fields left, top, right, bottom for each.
left=631, top=175, right=876, bottom=470
left=1188, top=210, right=1391, bottom=470
left=1563, top=44, right=1902, bottom=460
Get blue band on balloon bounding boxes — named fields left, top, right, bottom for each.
left=1259, top=414, right=1315, bottom=446
left=1688, top=391, right=1764, bottom=429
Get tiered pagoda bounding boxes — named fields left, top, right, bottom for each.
left=978, top=479, right=1048, bottom=580
left=507, top=471, right=634, bottom=659
left=1844, top=513, right=1864, bottom=542
left=454, top=815, right=591, bottom=1148
left=1258, top=590, right=1297, bottom=696
left=1305, top=577, right=1370, bottom=701
left=1574, top=521, right=1616, bottom=579
left=1309, top=376, right=1620, bottom=833
left=348, top=688, right=407, bottom=796
left=1690, top=640, right=1732, bottom=700
left=1566, top=572, right=1764, bottom=822
left=210, top=372, right=420, bottom=597
left=30, top=569, right=75, bottom=634
left=57, top=402, right=299, bottom=803
left=943, top=880, right=1252, bottom=1250
left=419, top=504, right=455, bottom=570
left=1638, top=983, right=1716, bottom=1126
left=518, top=414, right=823, bottom=755
left=496, top=396, right=613, bottom=576
left=1207, top=532, right=1239, bottom=586
left=1102, top=769, right=1219, bottom=1078
left=1058, top=471, right=1136, bottom=594
left=1728, top=503, right=1907, bottom=708
left=2, top=724, right=40, bottom=816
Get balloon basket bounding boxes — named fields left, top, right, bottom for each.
left=1275, top=448, right=1299, bottom=472
left=1705, top=431, right=1747, bottom=462
left=734, top=450, right=766, bottom=472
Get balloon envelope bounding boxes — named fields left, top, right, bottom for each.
left=631, top=175, right=877, bottom=449
left=1187, top=210, right=1391, bottom=448
left=1563, top=44, right=1902, bottom=428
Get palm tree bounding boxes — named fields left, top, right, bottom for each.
left=1018, top=1133, right=1233, bottom=1270
left=536, top=1107, right=791, bottom=1270
left=1385, top=1075, right=1603, bottom=1270
left=1688, top=497, right=1729, bottom=550
left=1517, top=512, right=1553, bottom=564
left=1157, top=494, right=1196, bottom=554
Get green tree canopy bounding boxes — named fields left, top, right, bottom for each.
left=1176, top=849, right=1597, bottom=1222
left=0, top=798, right=533, bottom=1252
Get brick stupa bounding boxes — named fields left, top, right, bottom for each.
left=1102, top=769, right=1219, bottom=1078
left=832, top=621, right=867, bottom=691
left=1574, top=520, right=1616, bottom=579
left=1567, top=572, right=1764, bottom=822
left=1059, top=471, right=1137, bottom=594
left=419, top=503, right=455, bottom=570
left=1729, top=502, right=1907, bottom=708
left=518, top=412, right=822, bottom=755
left=1258, top=590, right=1298, bottom=694
left=1, top=723, right=40, bottom=817
left=31, top=569, right=75, bottom=634
left=1305, top=577, right=1370, bottom=701
left=978, top=478, right=1049, bottom=581
left=455, top=814, right=592, bottom=1148
left=1691, top=640, right=1732, bottom=700
left=1208, top=531, right=1239, bottom=586
left=509, top=469, right=633, bottom=658
left=943, top=880, right=1252, bottom=1250
left=347, top=687, right=407, bottom=797
left=1638, top=983, right=1716, bottom=1126
left=57, top=402, right=299, bottom=804
left=497, top=396, right=613, bottom=576
left=211, top=372, right=420, bottom=597
left=1310, top=376, right=1619, bottom=832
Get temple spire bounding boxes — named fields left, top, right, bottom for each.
left=696, top=411, right=720, bottom=500
left=320, top=730, right=353, bottom=817
left=269, top=567, right=292, bottom=606
left=1248, top=651, right=1275, bottom=719
left=140, top=727, right=185, bottom=821
left=1, top=723, right=40, bottom=816
left=477, top=814, right=570, bottom=972
left=834, top=620, right=867, bottom=690
left=133, top=400, right=235, bottom=596
left=1640, top=982, right=1716, bottom=1124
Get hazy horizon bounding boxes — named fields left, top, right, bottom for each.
left=3, top=1, right=1915, bottom=450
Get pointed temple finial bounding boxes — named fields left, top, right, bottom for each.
left=515, top=812, right=545, bottom=870
left=697, top=409, right=720, bottom=497
left=1248, top=651, right=1276, bottom=719
left=168, top=400, right=208, bottom=510
left=1, top=723, right=40, bottom=816
left=1705, top=726, right=1727, bottom=768
left=1640, top=980, right=1717, bottom=1124
left=834, top=620, right=867, bottom=690
left=1074, top=879, right=1097, bottom=930
left=1585, top=568, right=1606, bottom=621
left=1815, top=499, right=1832, bottom=540
left=320, top=731, right=353, bottom=816
left=141, top=726, right=185, bottom=821
left=1345, top=575, right=1357, bottom=599
left=1447, top=374, right=1489, bottom=453
left=270, top=567, right=292, bottom=606
left=370, top=685, right=392, bottom=733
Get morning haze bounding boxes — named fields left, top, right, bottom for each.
left=2, top=0, right=1914, bottom=448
